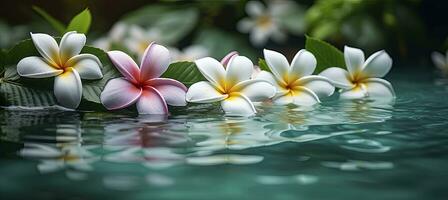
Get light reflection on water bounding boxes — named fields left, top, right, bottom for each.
left=1, top=73, right=448, bottom=199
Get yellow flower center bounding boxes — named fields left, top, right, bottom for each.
left=256, top=15, right=273, bottom=29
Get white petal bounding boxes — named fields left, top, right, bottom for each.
left=226, top=56, right=253, bottom=88
left=59, top=31, right=86, bottom=64
left=54, top=68, right=82, bottom=109
left=231, top=79, right=276, bottom=102
left=237, top=18, right=255, bottom=33
left=221, top=93, right=256, bottom=116
left=250, top=29, right=270, bottom=46
left=136, top=86, right=168, bottom=115
left=361, top=50, right=392, bottom=78
left=363, top=78, right=395, bottom=99
left=66, top=54, right=103, bottom=80
left=339, top=87, right=367, bottom=100
left=195, top=57, right=226, bottom=91
left=319, top=67, right=354, bottom=89
left=272, top=91, right=293, bottom=105
left=291, top=87, right=320, bottom=106
left=246, top=0, right=264, bottom=17
left=140, top=43, right=170, bottom=81
left=186, top=81, right=228, bottom=103
left=297, top=75, right=335, bottom=99
left=100, top=78, right=142, bottom=110
left=290, top=49, right=316, bottom=80
left=344, top=46, right=365, bottom=76
left=17, top=56, right=62, bottom=78
left=431, top=52, right=447, bottom=70
left=31, top=33, right=61, bottom=66
left=109, top=22, right=127, bottom=41
left=263, top=49, right=289, bottom=85
left=255, top=70, right=283, bottom=91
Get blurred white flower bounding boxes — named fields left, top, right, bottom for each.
left=169, top=45, right=209, bottom=62
left=92, top=22, right=127, bottom=51
left=237, top=0, right=292, bottom=46
left=431, top=50, right=448, bottom=76
left=124, top=25, right=164, bottom=57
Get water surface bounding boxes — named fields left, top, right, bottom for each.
left=1, top=68, right=447, bottom=200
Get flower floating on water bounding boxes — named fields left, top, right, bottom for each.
left=237, top=0, right=287, bottom=46
left=101, top=43, right=187, bottom=115
left=320, top=46, right=395, bottom=100
left=186, top=55, right=276, bottom=116
left=431, top=50, right=448, bottom=76
left=124, top=25, right=164, bottom=57
left=17, top=31, right=103, bottom=109
left=169, top=45, right=209, bottom=62
left=256, top=49, right=335, bottom=106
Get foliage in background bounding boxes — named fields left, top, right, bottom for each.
left=33, top=6, right=92, bottom=35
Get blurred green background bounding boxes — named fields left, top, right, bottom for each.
left=1, top=0, right=447, bottom=68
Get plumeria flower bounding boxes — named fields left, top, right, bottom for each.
left=186, top=55, right=276, bottom=116
left=256, top=49, right=335, bottom=106
left=17, top=31, right=103, bottom=109
left=320, top=46, right=395, bottom=100
left=237, top=0, right=288, bottom=46
left=92, top=22, right=127, bottom=51
left=101, top=43, right=187, bottom=115
left=431, top=50, right=448, bottom=76
left=221, top=51, right=260, bottom=79
left=124, top=25, right=164, bottom=57
left=169, top=45, right=209, bottom=62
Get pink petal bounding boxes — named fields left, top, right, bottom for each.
left=145, top=78, right=187, bottom=106
left=101, top=78, right=142, bottom=110
left=136, top=86, right=169, bottom=115
left=107, top=51, right=140, bottom=84
left=220, top=51, right=239, bottom=68
left=140, top=43, right=170, bottom=82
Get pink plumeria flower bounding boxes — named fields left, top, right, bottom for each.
left=101, top=43, right=187, bottom=114
left=186, top=53, right=276, bottom=116
left=17, top=31, right=103, bottom=109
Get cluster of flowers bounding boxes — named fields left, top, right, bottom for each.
left=17, top=32, right=395, bottom=116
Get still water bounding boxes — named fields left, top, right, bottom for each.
left=1, top=68, right=447, bottom=200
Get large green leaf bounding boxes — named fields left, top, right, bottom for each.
left=161, top=61, right=205, bottom=86
left=122, top=5, right=198, bottom=44
left=0, top=81, right=57, bottom=107
left=305, top=36, right=346, bottom=73
left=66, top=8, right=92, bottom=34
left=32, top=6, right=66, bottom=35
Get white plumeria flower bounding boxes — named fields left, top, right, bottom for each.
left=17, top=32, right=103, bottom=109
left=237, top=0, right=287, bottom=46
left=320, top=46, right=395, bottom=100
left=124, top=25, right=163, bottom=57
left=256, top=49, right=335, bottom=106
left=186, top=55, right=276, bottom=116
left=169, top=45, right=209, bottom=62
left=92, top=22, right=127, bottom=51
left=431, top=50, right=448, bottom=75
left=221, top=51, right=260, bottom=79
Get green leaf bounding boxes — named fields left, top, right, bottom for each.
left=258, top=58, right=271, bottom=73
left=161, top=61, right=205, bottom=86
left=194, top=28, right=257, bottom=61
left=305, top=36, right=346, bottom=73
left=0, top=81, right=57, bottom=107
left=122, top=5, right=198, bottom=44
left=32, top=6, right=66, bottom=35
left=66, top=8, right=92, bottom=34
left=81, top=46, right=120, bottom=103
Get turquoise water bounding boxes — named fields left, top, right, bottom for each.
left=1, top=68, right=447, bottom=200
